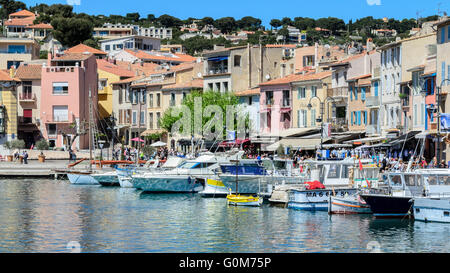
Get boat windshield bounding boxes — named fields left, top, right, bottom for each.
left=273, top=160, right=287, bottom=170
left=389, top=174, right=403, bottom=187
left=427, top=175, right=450, bottom=186
left=179, top=162, right=199, bottom=169
left=262, top=160, right=274, bottom=171
left=404, top=174, right=419, bottom=186
left=327, top=165, right=341, bottom=179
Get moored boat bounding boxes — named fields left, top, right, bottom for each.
left=198, top=177, right=229, bottom=197
left=328, top=194, right=372, bottom=214
left=66, top=171, right=99, bottom=185
left=227, top=194, right=262, bottom=206
left=91, top=171, right=120, bottom=186
left=413, top=197, right=450, bottom=223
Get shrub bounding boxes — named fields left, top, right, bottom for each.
left=36, top=139, right=49, bottom=151
left=11, top=139, right=25, bottom=150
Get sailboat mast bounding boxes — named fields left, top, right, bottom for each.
left=88, top=86, right=92, bottom=172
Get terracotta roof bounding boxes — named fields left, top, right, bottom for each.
left=115, top=60, right=159, bottom=75
left=259, top=73, right=308, bottom=86
left=4, top=18, right=34, bottom=26
left=65, top=44, right=107, bottom=55
left=234, top=87, right=260, bottom=97
left=0, top=70, right=16, bottom=81
left=26, top=23, right=53, bottom=29
left=53, top=52, right=94, bottom=61
left=96, top=59, right=135, bottom=77
left=15, top=64, right=42, bottom=80
left=358, top=77, right=372, bottom=86
left=111, top=75, right=146, bottom=85
left=348, top=74, right=372, bottom=82
left=125, top=50, right=196, bottom=63
left=9, top=9, right=35, bottom=17
left=161, top=79, right=203, bottom=90
left=260, top=71, right=331, bottom=86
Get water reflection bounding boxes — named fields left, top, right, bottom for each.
left=0, top=179, right=449, bottom=253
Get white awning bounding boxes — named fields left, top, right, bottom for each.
left=266, top=138, right=330, bottom=151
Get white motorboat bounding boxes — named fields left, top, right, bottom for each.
left=132, top=152, right=243, bottom=193
left=413, top=197, right=450, bottom=223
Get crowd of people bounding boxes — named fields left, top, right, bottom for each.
left=13, top=149, right=29, bottom=164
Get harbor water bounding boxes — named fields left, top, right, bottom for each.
left=1, top=178, right=450, bottom=253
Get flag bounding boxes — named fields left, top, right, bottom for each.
left=359, top=159, right=363, bottom=171
left=366, top=178, right=371, bottom=188
left=30, top=144, right=34, bottom=150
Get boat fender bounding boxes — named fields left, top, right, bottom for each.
left=319, top=192, right=323, bottom=197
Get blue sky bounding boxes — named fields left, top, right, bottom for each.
left=21, top=0, right=448, bottom=27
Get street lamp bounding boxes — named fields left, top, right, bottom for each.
left=433, top=78, right=450, bottom=163
left=307, top=96, right=336, bottom=157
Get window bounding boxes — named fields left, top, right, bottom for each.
left=223, top=82, right=228, bottom=92
left=140, top=111, right=145, bottom=124
left=133, top=90, right=138, bottom=104
left=105, top=45, right=110, bottom=51
left=149, top=94, right=153, bottom=107
left=350, top=86, right=353, bottom=101
left=48, top=124, right=57, bottom=136
left=53, top=106, right=68, bottom=122
left=298, top=110, right=307, bottom=128
left=282, top=90, right=290, bottom=107
left=132, top=111, right=137, bottom=125
left=7, top=60, right=21, bottom=69
left=156, top=112, right=160, bottom=128
left=99, top=79, right=107, bottom=90
left=157, top=93, right=161, bottom=107
left=311, top=109, right=316, bottom=126
left=119, top=89, right=123, bottom=104
left=298, top=87, right=306, bottom=99
left=361, top=87, right=366, bottom=101
left=354, top=87, right=358, bottom=100
left=441, top=28, right=446, bottom=44
left=414, top=104, right=417, bottom=126
left=234, top=55, right=241, bottom=67
left=170, top=93, right=176, bottom=106
left=443, top=62, right=446, bottom=84
left=141, top=90, right=146, bottom=104
left=266, top=91, right=274, bottom=105
left=149, top=113, right=154, bottom=129
left=421, top=103, right=425, bottom=125
left=311, top=86, right=317, bottom=98
left=374, top=81, right=379, bottom=96
left=8, top=45, right=25, bottom=53
left=22, top=81, right=32, bottom=99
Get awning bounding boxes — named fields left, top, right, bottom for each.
left=218, top=139, right=250, bottom=148
left=344, top=136, right=386, bottom=144
left=266, top=138, right=330, bottom=151
left=207, top=56, right=228, bottom=61
left=23, top=109, right=32, bottom=118
left=141, top=129, right=165, bottom=136
left=385, top=131, right=421, bottom=145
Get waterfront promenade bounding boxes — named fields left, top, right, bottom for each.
left=0, top=159, right=95, bottom=177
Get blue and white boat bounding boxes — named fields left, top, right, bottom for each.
left=287, top=158, right=375, bottom=211
left=132, top=152, right=241, bottom=193
left=91, top=171, right=120, bottom=186
left=219, top=158, right=310, bottom=195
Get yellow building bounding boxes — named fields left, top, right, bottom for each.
left=97, top=59, right=135, bottom=119
left=291, top=71, right=332, bottom=129
left=0, top=68, right=19, bottom=143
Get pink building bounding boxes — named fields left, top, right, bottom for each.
left=40, top=52, right=98, bottom=150
left=259, top=74, right=304, bottom=135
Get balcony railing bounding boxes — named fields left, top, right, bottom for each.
left=205, top=67, right=229, bottom=75
left=19, top=93, right=36, bottom=102
left=45, top=66, right=77, bottom=73
left=329, top=87, right=348, bottom=98
left=366, top=96, right=380, bottom=108
left=0, top=49, right=33, bottom=54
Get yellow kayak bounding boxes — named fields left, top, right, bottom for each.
left=227, top=194, right=262, bottom=206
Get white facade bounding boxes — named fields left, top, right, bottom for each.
left=380, top=43, right=402, bottom=135
left=99, top=36, right=161, bottom=55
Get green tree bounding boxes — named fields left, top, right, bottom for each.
left=158, top=14, right=183, bottom=28
left=0, top=0, right=26, bottom=19
left=214, top=17, right=236, bottom=34
left=160, top=90, right=247, bottom=140
left=281, top=17, right=292, bottom=26
left=237, top=16, right=261, bottom=30
left=126, top=12, right=140, bottom=22
left=270, top=19, right=282, bottom=30
left=51, top=17, right=93, bottom=47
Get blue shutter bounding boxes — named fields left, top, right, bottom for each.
left=358, top=111, right=361, bottom=125
left=350, top=86, right=353, bottom=101
left=374, top=82, right=379, bottom=96
left=361, top=87, right=366, bottom=101
left=355, top=87, right=358, bottom=100
left=351, top=111, right=353, bottom=125
left=443, top=62, right=446, bottom=83
left=442, top=28, right=446, bottom=44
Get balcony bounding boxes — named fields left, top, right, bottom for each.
left=329, top=87, right=348, bottom=100
left=45, top=66, right=77, bottom=73
left=19, top=93, right=36, bottom=102
left=205, top=67, right=230, bottom=76
left=372, top=67, right=381, bottom=78
left=365, top=96, right=380, bottom=108
left=0, top=49, right=33, bottom=54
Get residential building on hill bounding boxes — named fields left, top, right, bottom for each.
left=99, top=35, right=161, bottom=55
left=40, top=52, right=98, bottom=150
left=0, top=68, right=19, bottom=145
left=0, top=38, right=40, bottom=69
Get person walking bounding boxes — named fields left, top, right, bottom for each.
left=22, top=150, right=28, bottom=164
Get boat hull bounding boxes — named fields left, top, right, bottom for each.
left=360, top=194, right=413, bottom=218
left=67, top=173, right=99, bottom=185
left=227, top=195, right=262, bottom=206
left=91, top=173, right=120, bottom=186
left=116, top=168, right=135, bottom=188
left=132, top=175, right=204, bottom=193
left=413, top=198, right=450, bottom=223
left=220, top=174, right=306, bottom=194
left=199, top=178, right=229, bottom=197
left=288, top=188, right=357, bottom=211
left=328, top=195, right=372, bottom=214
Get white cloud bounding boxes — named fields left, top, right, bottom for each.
left=67, top=0, right=81, bottom=5
left=367, top=0, right=381, bottom=5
